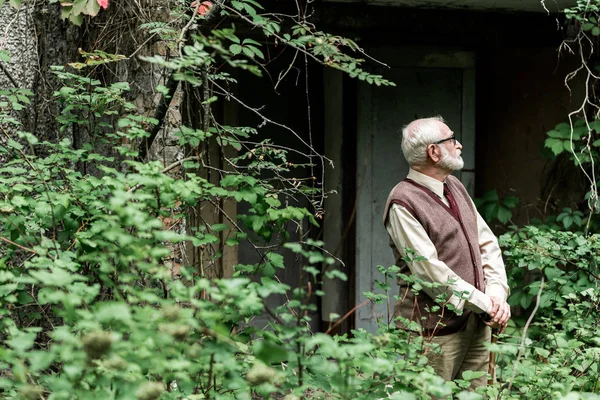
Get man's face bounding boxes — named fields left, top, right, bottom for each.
left=435, top=122, right=464, bottom=171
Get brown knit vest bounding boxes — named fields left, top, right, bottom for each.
left=382, top=175, right=485, bottom=336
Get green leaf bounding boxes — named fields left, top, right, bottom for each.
left=28, top=350, right=55, bottom=372
left=251, top=217, right=264, bottom=232
left=325, top=269, right=347, bottom=281
left=563, top=140, right=573, bottom=152
left=6, top=331, right=37, bottom=353
left=545, top=138, right=565, bottom=156
left=7, top=138, right=23, bottom=150
left=592, top=26, right=600, bottom=36
left=497, top=205, right=512, bottom=224
left=308, top=253, right=324, bottom=264
left=265, top=197, right=280, bottom=207
left=84, top=0, right=100, bottom=16
left=249, top=46, right=264, bottom=59
left=546, top=129, right=565, bottom=139
left=229, top=44, right=243, bottom=55
left=95, top=302, right=132, bottom=324
left=283, top=242, right=303, bottom=253
left=253, top=341, right=288, bottom=364
left=242, top=46, right=255, bottom=58
left=69, top=12, right=84, bottom=26
left=265, top=252, right=284, bottom=268
left=34, top=201, right=52, bottom=217
left=461, top=370, right=486, bottom=381
left=534, top=347, right=550, bottom=358
left=242, top=38, right=261, bottom=46
left=303, top=266, right=320, bottom=277
left=482, top=190, right=499, bottom=202
left=482, top=203, right=498, bottom=222
left=211, top=223, right=229, bottom=232
left=11, top=195, right=28, bottom=207
left=71, top=0, right=87, bottom=15
left=502, top=196, right=519, bottom=209
left=30, top=267, right=85, bottom=287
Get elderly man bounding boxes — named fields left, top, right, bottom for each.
left=382, top=117, right=510, bottom=387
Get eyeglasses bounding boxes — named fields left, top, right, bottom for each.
left=433, top=135, right=457, bottom=146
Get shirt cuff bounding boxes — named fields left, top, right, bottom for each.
left=486, top=283, right=508, bottom=302
left=445, top=284, right=492, bottom=315
left=466, top=290, right=492, bottom=315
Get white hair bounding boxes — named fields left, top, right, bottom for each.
left=401, top=116, right=445, bottom=166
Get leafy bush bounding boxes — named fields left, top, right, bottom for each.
left=2, top=1, right=600, bottom=399
left=482, top=228, right=600, bottom=399
left=0, top=72, right=463, bottom=400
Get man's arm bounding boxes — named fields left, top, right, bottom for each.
left=475, top=209, right=511, bottom=326
left=386, top=204, right=492, bottom=315
left=476, top=211, right=509, bottom=300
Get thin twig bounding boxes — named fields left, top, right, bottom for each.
left=129, top=155, right=201, bottom=192
left=325, top=299, right=369, bottom=335
left=504, top=276, right=545, bottom=395
left=1, top=236, right=37, bottom=254
left=0, top=62, right=18, bottom=87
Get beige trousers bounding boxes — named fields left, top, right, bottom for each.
left=427, top=314, right=491, bottom=390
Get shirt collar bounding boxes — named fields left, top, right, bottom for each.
left=407, top=168, right=445, bottom=199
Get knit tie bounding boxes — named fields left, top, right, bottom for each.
left=443, top=183, right=460, bottom=220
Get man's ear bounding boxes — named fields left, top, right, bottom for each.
left=427, top=144, right=441, bottom=163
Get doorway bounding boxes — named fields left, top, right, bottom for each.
left=355, top=48, right=476, bottom=332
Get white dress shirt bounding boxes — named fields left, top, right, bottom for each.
left=385, top=169, right=509, bottom=315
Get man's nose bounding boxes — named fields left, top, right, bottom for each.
left=456, top=140, right=463, bottom=150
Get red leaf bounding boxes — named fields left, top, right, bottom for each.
left=96, top=0, right=108, bottom=10
left=191, top=0, right=212, bottom=15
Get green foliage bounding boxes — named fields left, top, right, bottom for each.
left=565, top=1, right=600, bottom=33
left=544, top=119, right=600, bottom=163
left=0, top=2, right=428, bottom=395
left=0, top=92, right=472, bottom=399
left=543, top=118, right=600, bottom=225
left=475, top=189, right=519, bottom=225
left=490, top=228, right=600, bottom=398
left=4, top=0, right=600, bottom=398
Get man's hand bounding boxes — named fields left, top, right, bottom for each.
left=488, top=295, right=510, bottom=326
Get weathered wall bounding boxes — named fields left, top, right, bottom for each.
left=477, top=47, right=584, bottom=227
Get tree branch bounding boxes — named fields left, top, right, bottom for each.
left=1, top=236, right=37, bottom=254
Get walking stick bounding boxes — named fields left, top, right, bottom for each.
left=488, top=327, right=499, bottom=385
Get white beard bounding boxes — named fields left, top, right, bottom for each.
left=439, top=145, right=464, bottom=171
